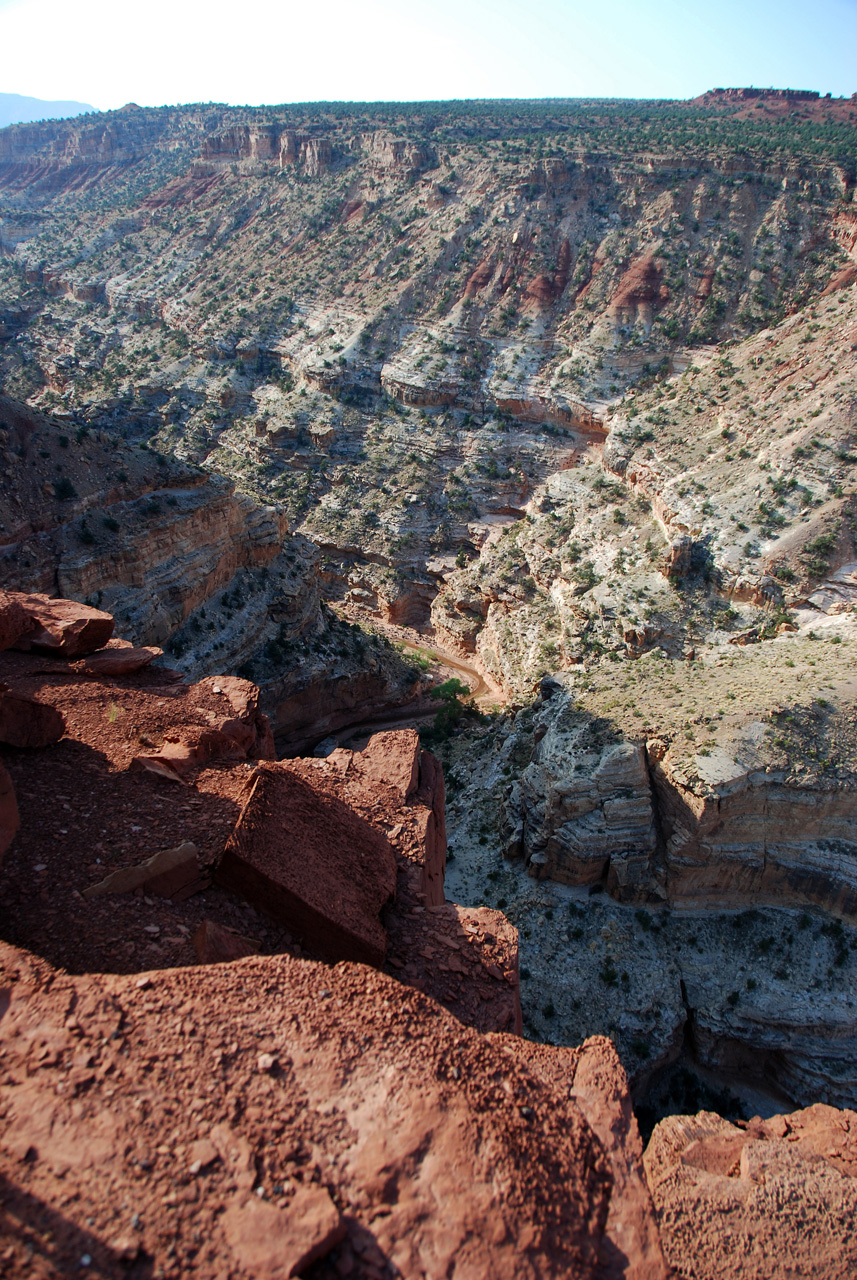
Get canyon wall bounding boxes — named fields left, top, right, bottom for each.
left=0, top=395, right=419, bottom=746
left=503, top=673, right=857, bottom=923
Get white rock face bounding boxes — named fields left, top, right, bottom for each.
left=502, top=690, right=660, bottom=898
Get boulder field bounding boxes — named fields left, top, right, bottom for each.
left=1, top=590, right=857, bottom=1277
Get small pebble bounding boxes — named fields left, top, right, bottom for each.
left=257, top=1052, right=277, bottom=1073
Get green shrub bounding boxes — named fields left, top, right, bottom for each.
left=54, top=477, right=77, bottom=500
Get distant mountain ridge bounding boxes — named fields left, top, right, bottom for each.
left=0, top=91, right=94, bottom=128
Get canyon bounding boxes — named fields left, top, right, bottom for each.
left=2, top=88, right=857, bottom=1275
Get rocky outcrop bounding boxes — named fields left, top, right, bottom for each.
left=201, top=124, right=280, bottom=163
left=516, top=1035, right=669, bottom=1280
left=493, top=391, right=606, bottom=433
left=609, top=253, right=669, bottom=327
left=501, top=624, right=857, bottom=917
left=700, top=86, right=821, bottom=103
left=651, top=748, right=857, bottom=920
left=523, top=239, right=572, bottom=308
left=130, top=674, right=276, bottom=782
left=355, top=725, right=421, bottom=800
left=71, top=639, right=161, bottom=676
left=0, top=599, right=626, bottom=1278
left=645, top=1106, right=857, bottom=1279
left=0, top=939, right=615, bottom=1280
left=502, top=693, right=659, bottom=898
left=200, top=126, right=338, bottom=174
left=357, top=130, right=435, bottom=175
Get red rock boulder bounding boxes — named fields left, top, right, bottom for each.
left=130, top=675, right=276, bottom=782
left=355, top=727, right=421, bottom=800
left=73, top=639, right=163, bottom=676
left=10, top=592, right=114, bottom=658
left=0, top=763, right=18, bottom=862
left=216, top=763, right=397, bottom=966
left=82, top=841, right=202, bottom=901
left=0, top=591, right=33, bottom=652
left=192, top=677, right=276, bottom=762
left=193, top=919, right=260, bottom=965
left=645, top=1104, right=857, bottom=1279
left=0, top=687, right=65, bottom=749
left=512, top=1035, right=668, bottom=1280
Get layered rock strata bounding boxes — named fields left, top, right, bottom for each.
left=500, top=622, right=857, bottom=922
left=0, top=395, right=420, bottom=749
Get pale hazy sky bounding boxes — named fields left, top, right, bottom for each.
left=0, top=0, right=854, bottom=110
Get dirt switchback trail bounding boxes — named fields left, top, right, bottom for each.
left=397, top=636, right=502, bottom=708
left=333, top=603, right=508, bottom=706
left=318, top=610, right=509, bottom=749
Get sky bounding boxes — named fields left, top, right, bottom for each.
left=0, top=0, right=855, bottom=111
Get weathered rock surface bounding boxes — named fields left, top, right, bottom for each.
left=220, top=1184, right=346, bottom=1278
left=385, top=898, right=523, bottom=1036
left=411, top=744, right=447, bottom=906
left=0, top=685, right=64, bottom=748
left=645, top=1106, right=857, bottom=1279
left=216, top=762, right=398, bottom=967
left=354, top=726, right=421, bottom=800
left=192, top=918, right=260, bottom=964
left=0, top=940, right=615, bottom=1280
left=9, top=591, right=114, bottom=657
left=0, top=590, right=32, bottom=651
left=130, top=674, right=276, bottom=782
left=82, top=841, right=201, bottom=901
left=71, top=639, right=162, bottom=676
left=516, top=1035, right=669, bottom=1280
